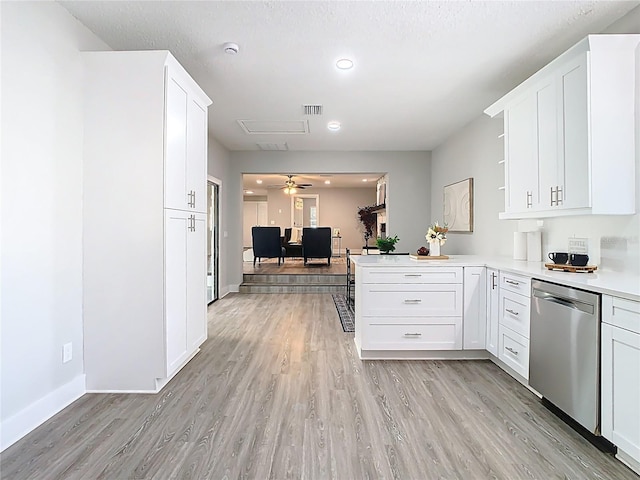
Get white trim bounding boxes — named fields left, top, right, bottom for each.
left=1, top=375, right=86, bottom=452
left=220, top=286, right=232, bottom=298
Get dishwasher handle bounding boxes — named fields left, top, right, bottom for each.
left=532, top=289, right=595, bottom=315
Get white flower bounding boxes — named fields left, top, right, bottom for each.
left=426, top=221, right=448, bottom=246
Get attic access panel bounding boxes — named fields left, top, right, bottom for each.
left=237, top=120, right=309, bottom=134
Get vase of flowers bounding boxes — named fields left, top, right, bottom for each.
left=426, top=222, right=448, bottom=256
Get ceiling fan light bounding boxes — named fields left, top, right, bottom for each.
left=284, top=187, right=290, bottom=194
left=290, top=187, right=297, bottom=194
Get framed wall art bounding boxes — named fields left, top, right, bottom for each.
left=443, top=178, right=473, bottom=232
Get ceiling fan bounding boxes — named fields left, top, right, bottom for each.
left=268, top=175, right=313, bottom=194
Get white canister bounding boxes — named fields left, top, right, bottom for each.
left=513, top=232, right=527, bottom=260
left=527, top=231, right=542, bottom=262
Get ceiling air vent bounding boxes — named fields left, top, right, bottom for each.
left=303, top=104, right=323, bottom=116
left=257, top=143, right=289, bottom=151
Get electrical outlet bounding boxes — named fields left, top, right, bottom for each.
left=63, top=343, right=72, bottom=363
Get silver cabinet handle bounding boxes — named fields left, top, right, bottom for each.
left=506, top=308, right=519, bottom=316
left=491, top=272, right=497, bottom=290
left=187, top=190, right=196, bottom=208
left=556, top=186, right=563, bottom=205
left=526, top=191, right=532, bottom=208
left=403, top=299, right=422, bottom=304
left=550, top=186, right=556, bottom=206
left=505, top=346, right=519, bottom=356
left=404, top=333, right=422, bottom=337
left=404, top=274, right=422, bottom=277
left=188, top=214, right=196, bottom=232
left=505, top=280, right=520, bottom=286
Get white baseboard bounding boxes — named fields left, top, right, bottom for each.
left=1, top=374, right=86, bottom=452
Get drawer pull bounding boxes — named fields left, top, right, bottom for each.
left=404, top=274, right=422, bottom=277
left=506, top=308, right=519, bottom=316
left=403, top=299, right=422, bottom=304
left=505, top=346, right=519, bottom=356
left=404, top=333, right=422, bottom=337
left=505, top=280, right=520, bottom=286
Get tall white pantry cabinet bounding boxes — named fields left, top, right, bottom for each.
left=82, top=51, right=212, bottom=392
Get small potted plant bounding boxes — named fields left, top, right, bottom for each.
left=376, top=235, right=399, bottom=254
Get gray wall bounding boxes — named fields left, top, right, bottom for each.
left=229, top=151, right=431, bottom=287
left=430, top=6, right=640, bottom=266
left=1, top=1, right=110, bottom=448
left=266, top=187, right=377, bottom=252
left=207, top=135, right=231, bottom=296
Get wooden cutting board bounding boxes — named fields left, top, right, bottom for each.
left=544, top=263, right=597, bottom=273
left=410, top=254, right=450, bottom=260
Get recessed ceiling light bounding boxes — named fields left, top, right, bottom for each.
left=256, top=179, right=263, bottom=184
left=244, top=190, right=254, bottom=194
left=362, top=179, right=368, bottom=182
left=324, top=180, right=331, bottom=185
left=327, top=121, right=341, bottom=131
left=336, top=58, right=354, bottom=70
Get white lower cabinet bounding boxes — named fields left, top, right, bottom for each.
left=355, top=266, right=464, bottom=355
left=485, top=268, right=499, bottom=356
left=601, top=295, right=640, bottom=474
left=165, top=210, right=207, bottom=376
left=463, top=267, right=487, bottom=350
left=497, top=272, right=531, bottom=379
left=498, top=326, right=530, bottom=378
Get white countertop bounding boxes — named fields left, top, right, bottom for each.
left=351, top=254, right=640, bottom=301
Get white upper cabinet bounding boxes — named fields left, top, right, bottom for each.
left=486, top=35, right=639, bottom=219
left=165, top=60, right=209, bottom=213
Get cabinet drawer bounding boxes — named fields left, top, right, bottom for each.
left=362, top=284, right=463, bottom=317
left=602, top=295, right=640, bottom=334
left=499, top=325, right=530, bottom=379
left=499, top=289, right=531, bottom=338
left=500, top=272, right=531, bottom=296
left=363, top=321, right=462, bottom=350
left=361, top=267, right=462, bottom=285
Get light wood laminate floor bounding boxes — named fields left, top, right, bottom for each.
left=1, top=293, right=636, bottom=479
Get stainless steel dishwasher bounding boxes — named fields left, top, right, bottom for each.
left=530, top=279, right=601, bottom=434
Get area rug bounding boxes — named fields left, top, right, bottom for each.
left=332, top=294, right=354, bottom=333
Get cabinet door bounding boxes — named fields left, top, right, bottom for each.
left=186, top=98, right=208, bottom=213
left=535, top=77, right=559, bottom=209
left=187, top=213, right=207, bottom=351
left=601, top=323, right=640, bottom=461
left=165, top=209, right=189, bottom=375
left=486, top=268, right=499, bottom=356
left=164, top=73, right=189, bottom=211
left=463, top=267, right=486, bottom=350
left=505, top=93, right=538, bottom=213
left=558, top=53, right=590, bottom=210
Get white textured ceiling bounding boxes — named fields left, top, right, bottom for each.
left=59, top=1, right=637, bottom=151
